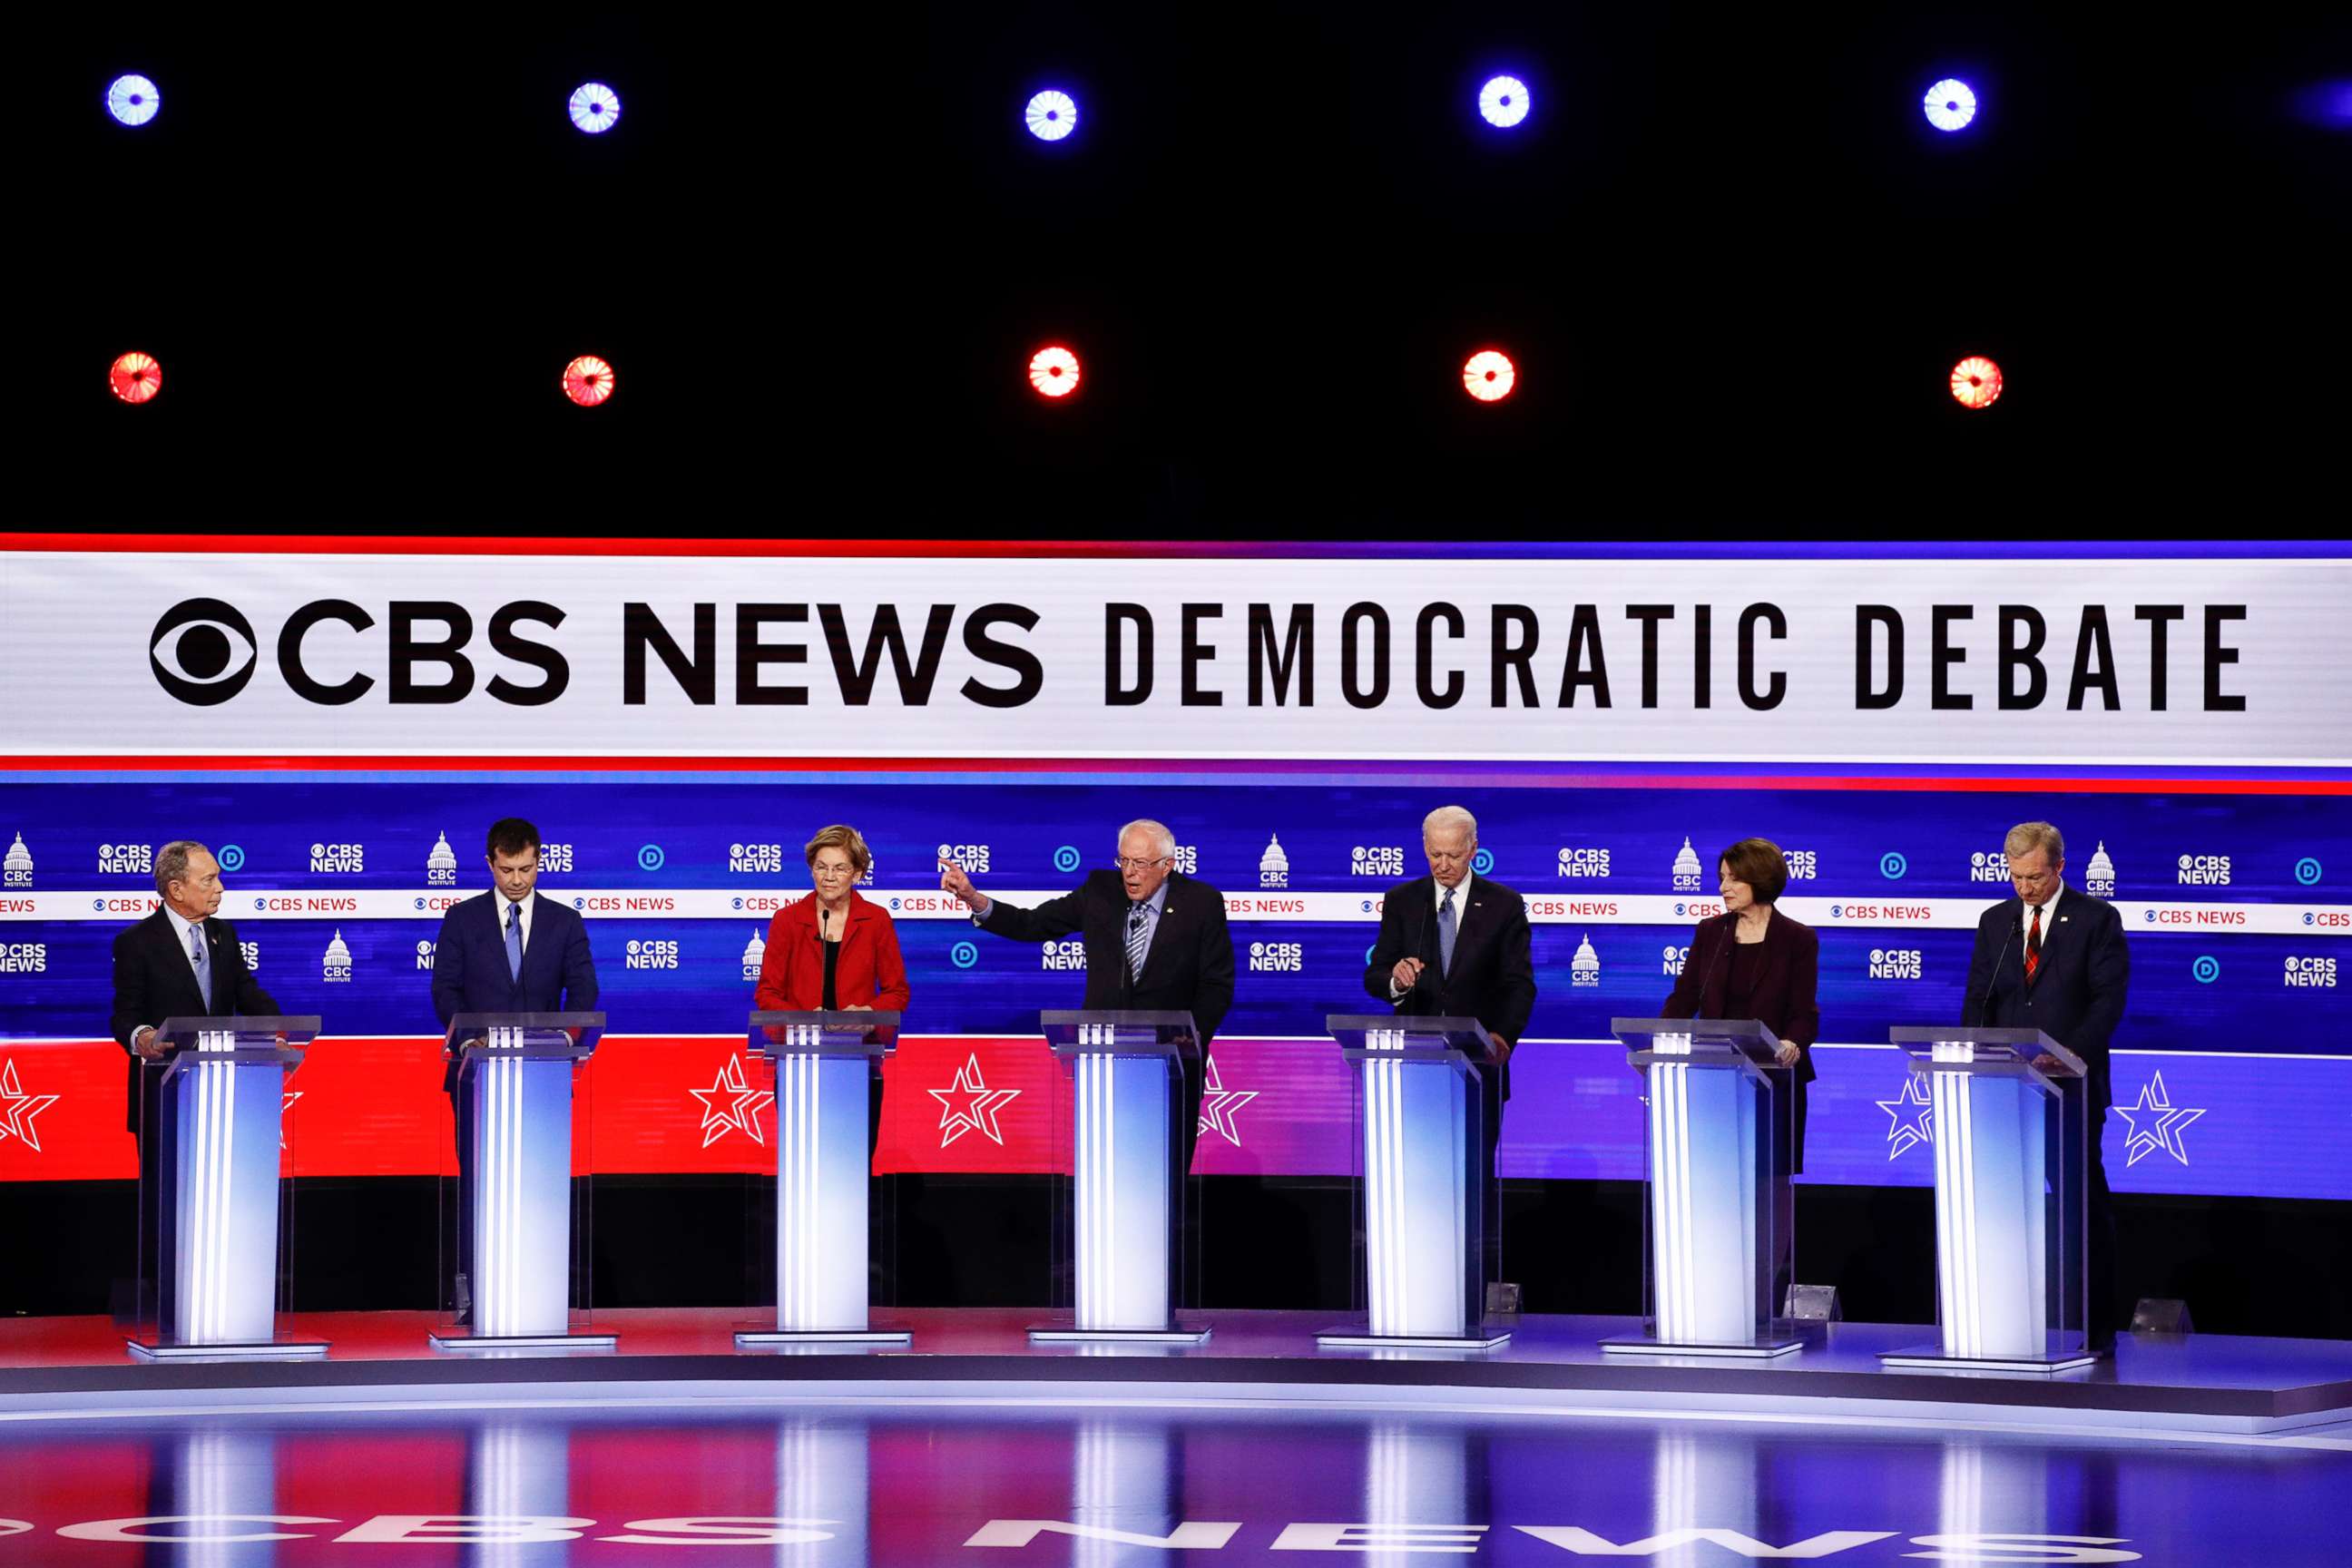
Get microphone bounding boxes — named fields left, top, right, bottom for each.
left=1973, top=908, right=2022, bottom=1033
left=1693, top=909, right=1738, bottom=1020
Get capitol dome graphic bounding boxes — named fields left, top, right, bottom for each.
left=741, top=927, right=767, bottom=973
left=2085, top=840, right=2116, bottom=888
left=1259, top=833, right=1289, bottom=887
left=1572, top=934, right=1602, bottom=980
left=1671, top=836, right=1701, bottom=883
left=3, top=834, right=30, bottom=879
left=323, top=929, right=353, bottom=968
left=426, top=832, right=458, bottom=875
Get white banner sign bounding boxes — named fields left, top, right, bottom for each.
left=6, top=886, right=2349, bottom=936
left=4, top=548, right=2346, bottom=765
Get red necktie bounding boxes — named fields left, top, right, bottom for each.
left=2024, top=903, right=2043, bottom=985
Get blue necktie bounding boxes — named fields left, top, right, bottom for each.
left=1125, top=902, right=1150, bottom=982
left=189, top=925, right=213, bottom=1009
left=505, top=903, right=524, bottom=983
left=1437, top=887, right=1458, bottom=977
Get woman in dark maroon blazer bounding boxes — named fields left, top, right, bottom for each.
left=754, top=825, right=910, bottom=1153
left=1660, top=836, right=1819, bottom=1168
left=1661, top=837, right=1819, bottom=1308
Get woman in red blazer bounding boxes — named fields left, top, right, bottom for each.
left=754, top=825, right=910, bottom=1152
left=1660, top=837, right=1819, bottom=1307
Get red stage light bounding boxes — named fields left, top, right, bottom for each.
left=109, top=351, right=162, bottom=405
left=1028, top=345, right=1081, bottom=398
left=1950, top=356, right=2003, bottom=410
left=562, top=356, right=616, bottom=407
left=1462, top=349, right=1515, bottom=403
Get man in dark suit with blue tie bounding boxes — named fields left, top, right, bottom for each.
left=429, top=818, right=599, bottom=1318
left=1362, top=804, right=1537, bottom=1289
left=109, top=840, right=279, bottom=1328
left=939, top=818, right=1233, bottom=1171
left=1963, top=819, right=2131, bottom=1351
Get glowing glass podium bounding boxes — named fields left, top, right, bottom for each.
left=1879, top=1026, right=2095, bottom=1373
left=432, top=1012, right=609, bottom=1352
left=1607, top=1017, right=1799, bottom=1357
left=1318, top=1015, right=1504, bottom=1350
left=737, top=1010, right=907, bottom=1347
left=1030, top=1009, right=1206, bottom=1344
left=131, top=1016, right=324, bottom=1361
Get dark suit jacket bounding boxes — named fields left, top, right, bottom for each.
left=978, top=869, right=1234, bottom=1045
left=1361, top=876, right=1537, bottom=1100
left=1963, top=887, right=2128, bottom=1114
left=755, top=890, right=912, bottom=1013
left=109, top=910, right=280, bottom=1132
left=430, top=892, right=600, bottom=1091
left=1661, top=906, right=1821, bottom=1088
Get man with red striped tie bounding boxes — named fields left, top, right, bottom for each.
left=1963, top=819, right=2131, bottom=1352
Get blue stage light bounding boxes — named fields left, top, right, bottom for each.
left=1024, top=90, right=1078, bottom=142
left=106, top=74, right=161, bottom=128
left=1923, top=79, right=1978, bottom=132
left=568, top=82, right=622, bottom=134
left=1478, top=76, right=1530, bottom=129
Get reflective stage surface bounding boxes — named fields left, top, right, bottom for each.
left=1, top=1397, right=2345, bottom=1564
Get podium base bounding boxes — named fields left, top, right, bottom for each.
left=125, top=1338, right=329, bottom=1363
left=1316, top=1327, right=1513, bottom=1350
left=1600, top=1333, right=1803, bottom=1359
left=428, top=1332, right=619, bottom=1354
left=736, top=1328, right=912, bottom=1348
left=1877, top=1344, right=2102, bottom=1375
left=1027, top=1325, right=1212, bottom=1345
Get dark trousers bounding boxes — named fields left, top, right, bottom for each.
left=133, top=1083, right=178, bottom=1337
left=446, top=1085, right=474, bottom=1314
left=2055, top=1101, right=2121, bottom=1343
left=1179, top=1052, right=1204, bottom=1303
left=1479, top=1072, right=1505, bottom=1291
left=1766, top=1070, right=1809, bottom=1315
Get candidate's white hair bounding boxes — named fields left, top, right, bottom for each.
left=1422, top=805, right=1478, bottom=842
left=1117, top=818, right=1178, bottom=858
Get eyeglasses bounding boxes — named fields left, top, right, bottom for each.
left=1113, top=857, right=1171, bottom=872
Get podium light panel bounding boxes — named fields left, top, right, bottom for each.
left=1024, top=90, right=1079, bottom=142
left=1927, top=1043, right=2050, bottom=1359
left=173, top=1035, right=284, bottom=1346
left=568, top=82, right=622, bottom=134
left=107, top=74, right=162, bottom=127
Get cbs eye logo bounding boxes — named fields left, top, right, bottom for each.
left=150, top=599, right=258, bottom=705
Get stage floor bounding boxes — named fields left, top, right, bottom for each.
left=1, top=1371, right=2347, bottom=1565
left=4, top=1308, right=2349, bottom=1436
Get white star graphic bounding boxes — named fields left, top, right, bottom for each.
left=0, top=1059, right=62, bottom=1154
left=2114, top=1071, right=2208, bottom=1168
left=279, top=1089, right=303, bottom=1152
left=688, top=1054, right=777, bottom=1149
left=927, top=1052, right=1020, bottom=1147
left=1197, top=1055, right=1258, bottom=1148
left=1875, top=1073, right=1936, bottom=1160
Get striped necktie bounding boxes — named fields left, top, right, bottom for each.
left=2024, top=903, right=2043, bottom=985
left=1125, top=902, right=1151, bottom=982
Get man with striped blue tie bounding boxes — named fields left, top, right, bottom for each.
left=940, top=818, right=1233, bottom=1172
left=110, top=840, right=279, bottom=1330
